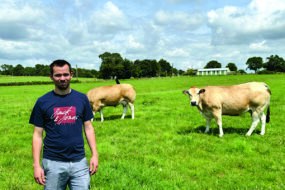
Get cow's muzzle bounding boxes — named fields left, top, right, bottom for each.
left=191, top=101, right=197, bottom=106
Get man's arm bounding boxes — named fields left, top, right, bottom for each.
left=32, top=126, right=45, bottom=185
left=84, top=120, right=99, bottom=175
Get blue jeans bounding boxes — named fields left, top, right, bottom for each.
left=42, top=158, right=90, bottom=190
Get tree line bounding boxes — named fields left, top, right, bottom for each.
left=202, top=54, right=285, bottom=74
left=0, top=63, right=99, bottom=78
left=98, top=52, right=183, bottom=79
left=0, top=53, right=284, bottom=78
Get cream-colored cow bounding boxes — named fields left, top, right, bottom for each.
left=183, top=82, right=271, bottom=137
left=87, top=83, right=136, bottom=122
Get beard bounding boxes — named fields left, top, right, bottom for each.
left=56, top=81, right=70, bottom=90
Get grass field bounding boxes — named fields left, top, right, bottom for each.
left=0, top=74, right=284, bottom=189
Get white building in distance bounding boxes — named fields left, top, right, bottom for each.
left=197, top=68, right=230, bottom=76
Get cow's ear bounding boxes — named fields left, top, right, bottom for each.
left=199, top=89, right=205, bottom=94
left=183, top=90, right=190, bottom=95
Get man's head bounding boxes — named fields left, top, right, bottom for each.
left=49, top=60, right=73, bottom=91
left=50, top=60, right=72, bottom=76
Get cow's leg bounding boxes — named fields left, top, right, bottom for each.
left=260, top=112, right=266, bottom=135
left=217, top=118, right=223, bottom=137
left=246, top=111, right=260, bottom=136
left=128, top=102, right=135, bottom=119
left=121, top=105, right=128, bottom=119
left=205, top=118, right=211, bottom=133
left=99, top=109, right=104, bottom=122
left=214, top=111, right=223, bottom=137
left=120, top=100, right=128, bottom=119
left=259, top=104, right=268, bottom=135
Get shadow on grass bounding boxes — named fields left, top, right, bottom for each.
left=177, top=125, right=261, bottom=136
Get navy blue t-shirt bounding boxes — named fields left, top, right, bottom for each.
left=29, top=89, right=94, bottom=161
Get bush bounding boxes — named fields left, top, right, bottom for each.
left=257, top=70, right=275, bottom=74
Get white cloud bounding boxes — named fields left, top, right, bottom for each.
left=166, top=48, right=190, bottom=57
left=249, top=40, right=270, bottom=52
left=89, top=1, right=130, bottom=35
left=154, top=10, right=204, bottom=31
left=126, top=35, right=144, bottom=50
left=0, top=5, right=47, bottom=40
left=208, top=0, right=285, bottom=45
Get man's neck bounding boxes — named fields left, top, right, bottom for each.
left=54, top=88, right=72, bottom=95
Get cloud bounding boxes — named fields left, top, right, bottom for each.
left=0, top=5, right=47, bottom=40
left=249, top=40, right=270, bottom=52
left=207, top=0, right=285, bottom=45
left=166, top=48, right=190, bottom=57
left=154, top=10, right=205, bottom=31
left=126, top=35, right=145, bottom=51
left=89, top=1, right=130, bottom=37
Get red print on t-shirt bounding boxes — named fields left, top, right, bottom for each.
left=53, top=107, right=76, bottom=124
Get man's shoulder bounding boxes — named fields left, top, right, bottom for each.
left=38, top=91, right=54, bottom=101
left=71, top=89, right=87, bottom=97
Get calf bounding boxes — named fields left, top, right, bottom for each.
left=183, top=82, right=271, bottom=137
left=87, top=83, right=136, bottom=122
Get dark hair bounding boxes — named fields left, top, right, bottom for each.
left=49, top=59, right=72, bottom=76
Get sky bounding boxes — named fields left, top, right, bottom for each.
left=1, top=0, right=285, bottom=71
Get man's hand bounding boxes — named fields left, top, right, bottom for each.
left=34, top=166, right=45, bottom=185
left=89, top=156, right=99, bottom=175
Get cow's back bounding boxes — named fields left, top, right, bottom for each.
left=87, top=85, right=122, bottom=103
left=87, top=84, right=136, bottom=106
left=199, top=82, right=270, bottom=116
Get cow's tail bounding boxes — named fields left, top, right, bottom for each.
left=115, top=78, right=120, bottom=84
left=266, top=105, right=270, bottom=123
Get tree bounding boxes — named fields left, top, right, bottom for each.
left=121, top=59, right=133, bottom=79
left=0, top=64, right=13, bottom=75
left=238, top=69, right=246, bottom=74
left=204, top=60, right=222, bottom=69
left=226, top=62, right=237, bottom=72
left=97, top=52, right=179, bottom=79
left=183, top=69, right=196, bottom=76
left=99, top=52, right=124, bottom=79
left=35, top=64, right=49, bottom=76
left=178, top=69, right=185, bottom=75
left=159, top=59, right=171, bottom=76
left=246, top=57, right=263, bottom=73
left=13, top=64, right=25, bottom=76
left=263, top=55, right=285, bottom=72
left=140, top=60, right=152, bottom=77
left=150, top=59, right=160, bottom=77
left=23, top=67, right=36, bottom=76
left=172, top=68, right=178, bottom=76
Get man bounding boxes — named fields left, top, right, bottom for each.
left=30, top=60, right=98, bottom=189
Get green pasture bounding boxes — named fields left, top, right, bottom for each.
left=0, top=75, right=284, bottom=189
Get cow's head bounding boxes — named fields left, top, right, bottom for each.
left=183, top=86, right=205, bottom=106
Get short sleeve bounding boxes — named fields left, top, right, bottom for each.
left=83, top=95, right=94, bottom=122
left=29, top=99, right=44, bottom=128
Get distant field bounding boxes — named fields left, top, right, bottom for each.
left=0, top=74, right=284, bottom=189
